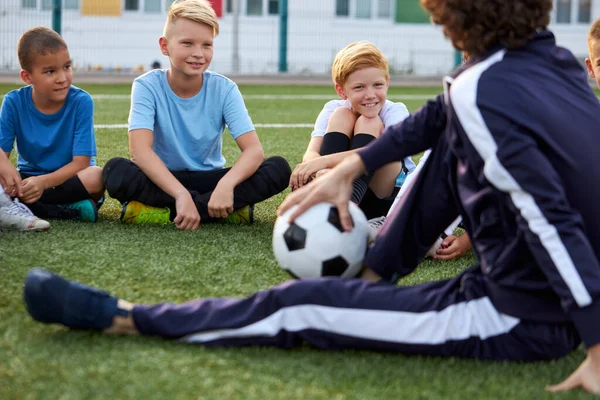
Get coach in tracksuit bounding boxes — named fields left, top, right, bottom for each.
left=22, top=0, right=600, bottom=393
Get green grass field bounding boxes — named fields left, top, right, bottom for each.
left=0, top=83, right=597, bottom=399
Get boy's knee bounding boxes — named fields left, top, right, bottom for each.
left=102, top=157, right=133, bottom=195
left=77, top=166, right=104, bottom=195
left=326, top=107, right=358, bottom=135
left=262, top=156, right=292, bottom=189
left=355, top=115, right=384, bottom=136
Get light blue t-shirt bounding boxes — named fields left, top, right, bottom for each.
left=129, top=70, right=255, bottom=171
left=0, top=85, right=97, bottom=175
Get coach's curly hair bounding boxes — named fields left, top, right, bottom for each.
left=420, top=0, right=552, bottom=57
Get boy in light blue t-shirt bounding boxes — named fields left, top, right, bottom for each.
left=102, top=0, right=291, bottom=230
left=0, top=27, right=104, bottom=222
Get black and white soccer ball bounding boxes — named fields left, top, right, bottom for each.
left=272, top=202, right=369, bottom=279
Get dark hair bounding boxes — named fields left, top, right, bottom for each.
left=420, top=0, right=552, bottom=57
left=18, top=27, right=68, bottom=71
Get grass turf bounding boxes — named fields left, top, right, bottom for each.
left=0, top=83, right=595, bottom=399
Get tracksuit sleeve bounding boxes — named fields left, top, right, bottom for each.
left=490, top=124, right=600, bottom=348
left=357, top=94, right=447, bottom=174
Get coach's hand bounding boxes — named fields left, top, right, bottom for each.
left=174, top=192, right=200, bottom=230
left=547, top=344, right=600, bottom=394
left=279, top=153, right=366, bottom=232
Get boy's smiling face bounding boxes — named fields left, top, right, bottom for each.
left=160, top=18, right=214, bottom=80
left=20, top=47, right=72, bottom=109
left=335, top=67, right=389, bottom=118
left=585, top=39, right=600, bottom=89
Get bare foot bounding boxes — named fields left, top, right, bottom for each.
left=103, top=299, right=140, bottom=335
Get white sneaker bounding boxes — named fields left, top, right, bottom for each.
left=367, top=216, right=386, bottom=244
left=0, top=197, right=51, bottom=232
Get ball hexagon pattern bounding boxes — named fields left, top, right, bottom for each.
left=272, top=202, right=369, bottom=279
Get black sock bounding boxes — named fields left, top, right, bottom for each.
left=320, top=131, right=351, bottom=155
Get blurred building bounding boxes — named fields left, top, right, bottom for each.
left=0, top=0, right=598, bottom=76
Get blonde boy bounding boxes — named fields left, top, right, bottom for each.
left=0, top=27, right=104, bottom=222
left=102, top=0, right=290, bottom=230
left=290, top=41, right=415, bottom=219
left=586, top=18, right=600, bottom=88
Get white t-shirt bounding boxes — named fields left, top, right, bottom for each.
left=310, top=99, right=416, bottom=181
left=311, top=99, right=409, bottom=137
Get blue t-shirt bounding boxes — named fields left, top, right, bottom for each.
left=129, top=70, right=255, bottom=171
left=0, top=85, right=97, bottom=175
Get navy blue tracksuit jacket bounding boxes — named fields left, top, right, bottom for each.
left=360, top=30, right=600, bottom=348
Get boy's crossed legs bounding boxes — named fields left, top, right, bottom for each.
left=21, top=166, right=104, bottom=223
left=102, top=156, right=291, bottom=225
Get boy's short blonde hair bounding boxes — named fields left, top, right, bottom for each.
left=331, top=41, right=389, bottom=87
left=588, top=18, right=600, bottom=56
left=164, top=0, right=220, bottom=37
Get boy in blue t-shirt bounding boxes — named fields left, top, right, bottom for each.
left=102, top=0, right=291, bottom=230
left=0, top=27, right=104, bottom=222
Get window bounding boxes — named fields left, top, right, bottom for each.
left=165, top=0, right=176, bottom=11
left=145, top=0, right=161, bottom=12
left=556, top=0, right=572, bottom=23
left=377, top=0, right=392, bottom=18
left=226, top=0, right=232, bottom=13
left=22, top=0, right=36, bottom=8
left=64, top=0, right=79, bottom=9
left=41, top=0, right=53, bottom=10
left=268, top=0, right=278, bottom=15
left=356, top=0, right=371, bottom=18
left=578, top=0, right=591, bottom=23
left=336, top=0, right=349, bottom=17
left=247, top=0, right=262, bottom=15
left=125, top=0, right=139, bottom=11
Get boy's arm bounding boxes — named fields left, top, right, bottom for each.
left=301, top=136, right=323, bottom=163
left=20, top=156, right=90, bottom=204
left=129, top=129, right=200, bottom=230
left=207, top=131, right=263, bottom=218
left=291, top=149, right=356, bottom=189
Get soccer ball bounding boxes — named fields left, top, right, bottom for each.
left=272, top=202, right=369, bottom=279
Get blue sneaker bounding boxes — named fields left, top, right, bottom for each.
left=61, top=199, right=98, bottom=222
left=23, top=268, right=127, bottom=330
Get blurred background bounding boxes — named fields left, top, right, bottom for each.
left=0, top=0, right=597, bottom=78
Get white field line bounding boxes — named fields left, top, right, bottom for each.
left=89, top=94, right=437, bottom=100
left=95, top=123, right=313, bottom=129
left=0, top=93, right=436, bottom=100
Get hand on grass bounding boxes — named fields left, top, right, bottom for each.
left=174, top=192, right=200, bottom=230
left=433, top=234, right=472, bottom=261
left=290, top=157, right=330, bottom=190
left=0, top=157, right=22, bottom=197
left=547, top=344, right=600, bottom=394
left=208, top=183, right=234, bottom=219
left=20, top=176, right=46, bottom=203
